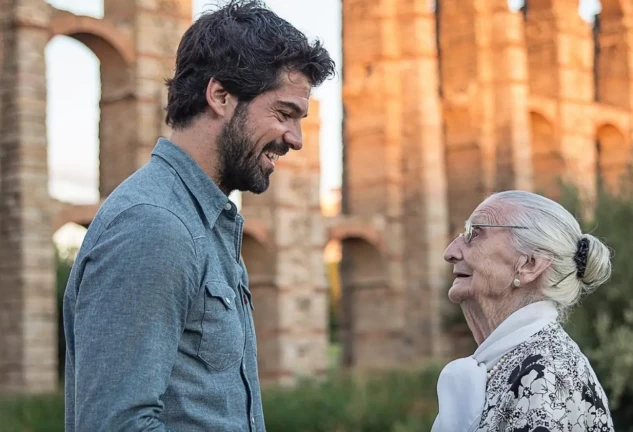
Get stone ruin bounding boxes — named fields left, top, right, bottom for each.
left=1, top=0, right=632, bottom=393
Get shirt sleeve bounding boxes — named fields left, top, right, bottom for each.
left=71, top=204, right=199, bottom=431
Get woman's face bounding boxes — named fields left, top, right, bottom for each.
left=443, top=202, right=521, bottom=304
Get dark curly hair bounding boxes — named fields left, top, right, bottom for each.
left=165, top=0, right=336, bottom=129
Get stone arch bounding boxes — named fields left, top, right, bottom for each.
left=337, top=235, right=391, bottom=369
left=594, top=0, right=630, bottom=108
left=51, top=201, right=101, bottom=233
left=443, top=106, right=484, bottom=239
left=530, top=111, right=563, bottom=199
left=242, top=218, right=271, bottom=249
left=49, top=10, right=137, bottom=198
left=49, top=12, right=136, bottom=65
left=327, top=221, right=385, bottom=254
left=595, top=124, right=629, bottom=192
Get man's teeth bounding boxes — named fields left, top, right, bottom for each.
left=265, top=152, right=280, bottom=162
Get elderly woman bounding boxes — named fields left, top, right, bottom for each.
left=432, top=191, right=614, bottom=432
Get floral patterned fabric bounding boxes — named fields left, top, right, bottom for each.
left=476, top=322, right=614, bottom=432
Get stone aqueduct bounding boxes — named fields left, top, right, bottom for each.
left=1, top=0, right=632, bottom=393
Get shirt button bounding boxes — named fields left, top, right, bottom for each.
left=225, top=297, right=231, bottom=305
left=251, top=417, right=255, bottom=425
left=224, top=202, right=232, bottom=211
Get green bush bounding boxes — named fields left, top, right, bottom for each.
left=0, top=393, right=65, bottom=432
left=262, top=367, right=440, bottom=432
left=560, top=182, right=633, bottom=431
left=0, top=367, right=440, bottom=432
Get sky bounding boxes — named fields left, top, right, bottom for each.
left=46, top=0, right=600, bottom=208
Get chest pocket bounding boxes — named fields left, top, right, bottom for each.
left=197, top=282, right=245, bottom=371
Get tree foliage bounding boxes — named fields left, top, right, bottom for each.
left=560, top=182, right=633, bottom=430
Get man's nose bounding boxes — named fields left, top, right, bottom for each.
left=283, top=127, right=303, bottom=151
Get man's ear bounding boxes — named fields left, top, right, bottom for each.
left=517, top=254, right=552, bottom=286
left=206, top=78, right=231, bottom=118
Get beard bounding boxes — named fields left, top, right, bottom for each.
left=216, top=102, right=286, bottom=195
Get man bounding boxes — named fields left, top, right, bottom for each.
left=62, top=1, right=335, bottom=430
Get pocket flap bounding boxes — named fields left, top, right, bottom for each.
left=205, top=282, right=237, bottom=310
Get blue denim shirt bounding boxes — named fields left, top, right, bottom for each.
left=63, top=138, right=264, bottom=431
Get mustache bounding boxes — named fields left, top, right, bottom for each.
left=261, top=141, right=289, bottom=156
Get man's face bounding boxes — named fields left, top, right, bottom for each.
left=216, top=70, right=311, bottom=194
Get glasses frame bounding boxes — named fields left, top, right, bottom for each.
left=462, top=220, right=529, bottom=243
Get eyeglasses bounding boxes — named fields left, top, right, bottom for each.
left=461, top=219, right=529, bottom=243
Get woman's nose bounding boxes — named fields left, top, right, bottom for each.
left=443, top=235, right=464, bottom=264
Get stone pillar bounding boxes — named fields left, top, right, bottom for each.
left=595, top=1, right=631, bottom=110
left=475, top=2, right=498, bottom=196
left=596, top=1, right=633, bottom=193
left=523, top=1, right=562, bottom=199
left=0, top=0, right=7, bottom=231
left=490, top=1, right=532, bottom=191
left=0, top=0, right=57, bottom=393
left=626, top=4, right=633, bottom=124
left=554, top=2, right=596, bottom=200
left=437, top=0, right=488, bottom=237
left=397, top=0, right=448, bottom=360
left=104, top=0, right=192, bottom=172
left=241, top=101, right=329, bottom=385
left=342, top=0, right=406, bottom=368
left=523, top=1, right=590, bottom=200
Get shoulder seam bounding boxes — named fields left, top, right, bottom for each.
left=104, top=202, right=198, bottom=259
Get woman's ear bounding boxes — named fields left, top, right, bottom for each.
left=518, top=254, right=552, bottom=286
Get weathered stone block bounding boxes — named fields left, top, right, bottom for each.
left=271, top=170, right=311, bottom=208
left=278, top=289, right=328, bottom=332
left=135, top=12, right=181, bottom=57
left=399, top=19, right=426, bottom=58
left=14, top=0, right=52, bottom=29
left=137, top=0, right=192, bottom=18
left=136, top=100, right=161, bottom=147
left=309, top=248, right=329, bottom=289
left=278, top=334, right=328, bottom=376
left=254, top=333, right=280, bottom=375
left=274, top=208, right=311, bottom=249
left=275, top=247, right=313, bottom=289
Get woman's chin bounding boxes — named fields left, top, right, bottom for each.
left=448, top=279, right=471, bottom=303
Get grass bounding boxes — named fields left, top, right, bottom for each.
left=262, top=366, right=440, bottom=432
left=0, top=392, right=65, bottom=432
left=0, top=366, right=440, bottom=432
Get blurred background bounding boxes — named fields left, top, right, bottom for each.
left=2, top=0, right=633, bottom=430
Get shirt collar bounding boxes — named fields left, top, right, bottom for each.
left=151, top=137, right=234, bottom=228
